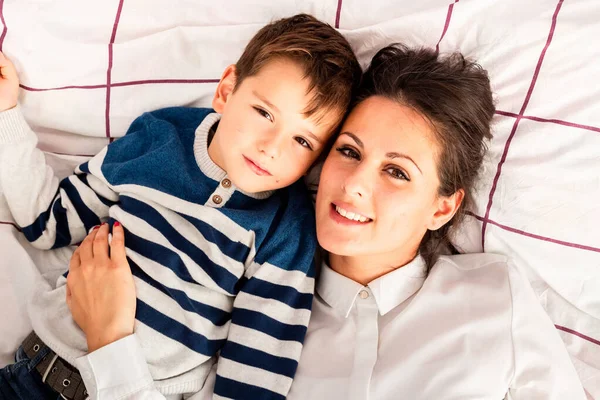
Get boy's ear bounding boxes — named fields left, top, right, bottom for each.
left=212, top=64, right=237, bottom=113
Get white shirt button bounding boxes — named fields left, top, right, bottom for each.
left=359, top=290, right=369, bottom=299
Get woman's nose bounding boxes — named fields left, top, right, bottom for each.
left=342, top=163, right=373, bottom=198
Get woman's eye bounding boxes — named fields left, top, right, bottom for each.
left=254, top=107, right=273, bottom=121
left=295, top=137, right=313, bottom=150
left=336, top=146, right=360, bottom=160
left=385, top=167, right=410, bottom=181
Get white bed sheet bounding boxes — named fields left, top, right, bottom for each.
left=0, top=0, right=598, bottom=396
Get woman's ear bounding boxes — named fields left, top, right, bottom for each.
left=427, top=189, right=465, bottom=231
left=212, top=64, right=237, bottom=113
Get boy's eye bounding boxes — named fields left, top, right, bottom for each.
left=254, top=107, right=273, bottom=121
left=336, top=146, right=360, bottom=160
left=385, top=166, right=410, bottom=181
left=295, top=137, right=313, bottom=150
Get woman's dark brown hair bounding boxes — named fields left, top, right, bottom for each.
left=354, top=44, right=495, bottom=273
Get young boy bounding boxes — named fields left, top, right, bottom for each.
left=0, top=14, right=361, bottom=400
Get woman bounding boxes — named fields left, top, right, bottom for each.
left=62, top=45, right=585, bottom=399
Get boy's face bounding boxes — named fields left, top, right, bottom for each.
left=209, top=59, right=338, bottom=193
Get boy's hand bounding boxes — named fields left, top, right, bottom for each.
left=0, top=52, right=19, bottom=112
left=66, top=222, right=137, bottom=353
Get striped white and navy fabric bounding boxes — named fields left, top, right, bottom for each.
left=0, top=106, right=317, bottom=399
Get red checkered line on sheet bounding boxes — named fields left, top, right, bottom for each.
left=481, top=0, right=565, bottom=251
left=436, top=0, right=460, bottom=54
left=467, top=212, right=600, bottom=254
left=19, top=79, right=220, bottom=92
left=105, top=0, right=125, bottom=138
left=335, top=0, right=343, bottom=28
left=495, top=110, right=600, bottom=134
left=555, top=325, right=600, bottom=347
left=0, top=221, right=21, bottom=231
left=0, top=0, right=7, bottom=52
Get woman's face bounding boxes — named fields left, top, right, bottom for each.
left=316, top=96, right=458, bottom=262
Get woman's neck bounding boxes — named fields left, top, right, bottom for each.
left=329, top=251, right=418, bottom=286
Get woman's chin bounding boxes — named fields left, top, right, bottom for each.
left=316, top=229, right=360, bottom=257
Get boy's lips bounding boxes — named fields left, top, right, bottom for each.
left=243, top=156, right=272, bottom=176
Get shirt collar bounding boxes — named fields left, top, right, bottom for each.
left=317, top=263, right=366, bottom=318
left=193, top=112, right=274, bottom=200
left=368, top=255, right=426, bottom=315
left=194, top=112, right=226, bottom=181
left=317, top=255, right=427, bottom=318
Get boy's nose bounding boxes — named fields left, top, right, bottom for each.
left=257, top=131, right=283, bottom=159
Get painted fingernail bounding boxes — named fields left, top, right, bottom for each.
left=93, top=225, right=100, bottom=230
left=114, top=221, right=121, bottom=227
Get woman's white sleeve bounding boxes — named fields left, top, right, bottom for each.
left=506, top=261, right=586, bottom=399
left=74, top=334, right=168, bottom=400
left=74, top=334, right=217, bottom=400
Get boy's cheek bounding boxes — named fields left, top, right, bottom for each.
left=290, top=156, right=320, bottom=181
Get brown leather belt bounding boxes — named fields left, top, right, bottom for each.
left=22, top=331, right=88, bottom=400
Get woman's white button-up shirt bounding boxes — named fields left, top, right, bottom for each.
left=288, top=253, right=585, bottom=400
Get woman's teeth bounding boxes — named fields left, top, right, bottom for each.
left=335, top=205, right=371, bottom=222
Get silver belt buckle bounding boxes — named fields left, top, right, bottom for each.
left=41, top=353, right=59, bottom=383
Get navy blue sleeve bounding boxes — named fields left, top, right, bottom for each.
left=214, top=183, right=317, bottom=399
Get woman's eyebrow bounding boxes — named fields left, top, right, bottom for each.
left=386, top=152, right=422, bottom=174
left=340, top=131, right=422, bottom=174
left=339, top=132, right=363, bottom=148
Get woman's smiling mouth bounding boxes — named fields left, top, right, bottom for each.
left=330, top=203, right=373, bottom=224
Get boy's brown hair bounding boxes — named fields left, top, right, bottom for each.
left=234, top=14, right=361, bottom=125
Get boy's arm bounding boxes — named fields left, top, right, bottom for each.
left=0, top=54, right=121, bottom=248
left=0, top=106, right=118, bottom=249
left=213, top=191, right=317, bottom=400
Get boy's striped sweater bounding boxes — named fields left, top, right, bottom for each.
left=0, top=106, right=317, bottom=399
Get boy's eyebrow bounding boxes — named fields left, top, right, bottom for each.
left=252, top=90, right=279, bottom=113
left=304, top=129, right=322, bottom=143
left=340, top=132, right=422, bottom=173
left=254, top=90, right=323, bottom=144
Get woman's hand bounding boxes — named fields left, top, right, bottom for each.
left=0, top=52, right=19, bottom=112
left=66, top=222, right=137, bottom=353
